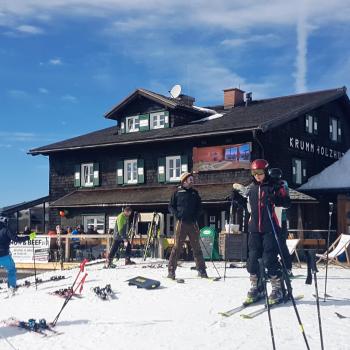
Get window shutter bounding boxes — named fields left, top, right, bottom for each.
left=305, top=115, right=309, bottom=133
left=338, top=122, right=342, bottom=142
left=180, top=155, right=188, bottom=174
left=314, top=116, right=318, bottom=135
left=117, top=161, right=124, bottom=185
left=137, top=159, right=145, bottom=184
left=139, top=114, right=150, bottom=132
left=93, top=162, right=100, bottom=186
left=329, top=119, right=333, bottom=140
left=164, top=111, right=170, bottom=128
left=74, top=164, right=81, bottom=187
left=302, top=160, right=307, bottom=183
left=158, top=157, right=166, bottom=183
left=120, top=121, right=125, bottom=134
left=292, top=159, right=296, bottom=184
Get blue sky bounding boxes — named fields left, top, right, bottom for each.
left=1, top=0, right=350, bottom=207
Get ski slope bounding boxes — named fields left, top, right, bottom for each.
left=1, top=260, right=350, bottom=350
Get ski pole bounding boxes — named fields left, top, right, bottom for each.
left=259, top=258, right=276, bottom=350
left=197, top=224, right=221, bottom=280
left=310, top=250, right=324, bottom=350
left=324, top=202, right=333, bottom=301
left=266, top=205, right=310, bottom=350
left=224, top=194, right=235, bottom=281
left=31, top=232, right=37, bottom=291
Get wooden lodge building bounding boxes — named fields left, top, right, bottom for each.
left=28, top=86, right=350, bottom=241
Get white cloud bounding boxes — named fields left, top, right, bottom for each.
left=16, top=24, right=43, bottom=34
left=221, top=34, right=281, bottom=48
left=49, top=58, right=62, bottom=65
left=61, top=94, right=77, bottom=102
left=0, top=132, right=36, bottom=142
left=38, top=87, right=49, bottom=94
left=8, top=89, right=28, bottom=98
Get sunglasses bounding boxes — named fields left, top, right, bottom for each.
left=251, top=170, right=265, bottom=176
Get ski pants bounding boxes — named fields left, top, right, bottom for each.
left=0, top=254, right=17, bottom=288
left=168, top=221, right=206, bottom=273
left=108, top=239, right=131, bottom=262
left=247, top=232, right=281, bottom=278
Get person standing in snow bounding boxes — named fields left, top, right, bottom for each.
left=168, top=172, right=207, bottom=279
left=0, top=217, right=36, bottom=295
left=233, top=159, right=290, bottom=305
left=105, top=206, right=135, bottom=268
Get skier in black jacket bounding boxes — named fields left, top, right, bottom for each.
left=233, top=159, right=290, bottom=305
left=168, top=172, right=207, bottom=279
left=0, top=217, right=36, bottom=295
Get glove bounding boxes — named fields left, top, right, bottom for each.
left=29, top=231, right=37, bottom=240
left=232, top=183, right=244, bottom=191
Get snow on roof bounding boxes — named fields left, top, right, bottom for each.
left=191, top=106, right=223, bottom=123
left=299, top=149, right=350, bottom=190
left=192, top=105, right=218, bottom=114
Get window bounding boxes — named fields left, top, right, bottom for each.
left=81, top=163, right=94, bottom=187
left=329, top=117, right=341, bottom=142
left=305, top=114, right=318, bottom=134
left=150, top=111, right=166, bottom=129
left=166, top=156, right=181, bottom=182
left=124, top=159, right=138, bottom=184
left=292, top=158, right=307, bottom=185
left=83, top=215, right=105, bottom=234
left=126, top=116, right=139, bottom=133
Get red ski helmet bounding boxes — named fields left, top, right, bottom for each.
left=251, top=159, right=269, bottom=170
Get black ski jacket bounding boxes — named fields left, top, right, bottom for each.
left=0, top=224, right=29, bottom=257
left=247, top=179, right=290, bottom=234
left=169, top=186, right=201, bottom=224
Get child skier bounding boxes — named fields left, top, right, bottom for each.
left=233, top=159, right=290, bottom=305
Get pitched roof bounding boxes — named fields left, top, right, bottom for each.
left=299, top=149, right=350, bottom=191
left=104, top=88, right=207, bottom=120
left=29, top=87, right=348, bottom=155
left=50, top=183, right=315, bottom=208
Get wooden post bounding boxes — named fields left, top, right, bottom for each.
left=65, top=235, right=70, bottom=261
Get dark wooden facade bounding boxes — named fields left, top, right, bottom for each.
left=29, top=87, right=350, bottom=236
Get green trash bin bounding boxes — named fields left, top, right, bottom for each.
left=199, top=226, right=220, bottom=260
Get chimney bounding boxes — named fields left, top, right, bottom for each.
left=177, top=94, right=195, bottom=106
left=223, top=88, right=245, bottom=109
left=245, top=92, right=252, bottom=106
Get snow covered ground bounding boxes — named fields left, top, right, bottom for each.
left=1, top=259, right=350, bottom=350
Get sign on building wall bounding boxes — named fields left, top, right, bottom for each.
left=10, top=237, right=51, bottom=263
left=193, top=143, right=251, bottom=172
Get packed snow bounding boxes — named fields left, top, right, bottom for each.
left=1, top=259, right=350, bottom=350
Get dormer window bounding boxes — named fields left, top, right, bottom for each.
left=126, top=116, right=139, bottom=133
left=150, top=111, right=168, bottom=129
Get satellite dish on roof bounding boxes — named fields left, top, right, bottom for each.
left=169, top=84, right=182, bottom=98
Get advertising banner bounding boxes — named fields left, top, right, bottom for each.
left=193, top=143, right=251, bottom=172
left=10, top=237, right=51, bottom=263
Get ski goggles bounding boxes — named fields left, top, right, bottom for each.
left=251, top=169, right=265, bottom=176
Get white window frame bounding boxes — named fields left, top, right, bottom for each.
left=150, top=111, right=166, bottom=129
left=83, top=215, right=105, bottom=234
left=81, top=163, right=94, bottom=187
left=330, top=117, right=341, bottom=142
left=305, top=114, right=318, bottom=134
left=126, top=116, right=140, bottom=133
left=124, top=159, right=138, bottom=184
left=166, top=156, right=181, bottom=182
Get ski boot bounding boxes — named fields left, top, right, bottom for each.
left=268, top=276, right=283, bottom=305
left=7, top=287, right=16, bottom=298
left=125, top=258, right=136, bottom=265
left=104, top=260, right=116, bottom=269
left=244, top=275, right=262, bottom=305
left=198, top=269, right=208, bottom=278
left=167, top=270, right=176, bottom=280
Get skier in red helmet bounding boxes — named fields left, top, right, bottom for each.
left=233, top=159, right=290, bottom=305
